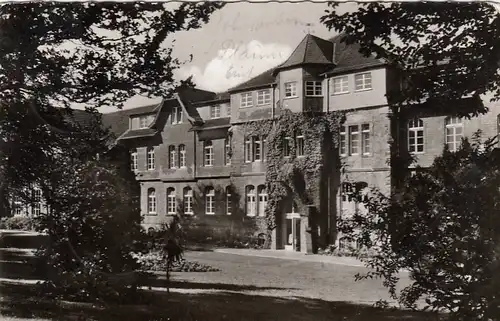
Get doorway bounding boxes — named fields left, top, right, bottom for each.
left=284, top=214, right=301, bottom=251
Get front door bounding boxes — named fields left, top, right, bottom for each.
left=284, top=214, right=301, bottom=251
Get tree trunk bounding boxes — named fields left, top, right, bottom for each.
left=166, top=259, right=170, bottom=294
left=0, top=183, right=11, bottom=218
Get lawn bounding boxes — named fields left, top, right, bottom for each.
left=0, top=251, right=443, bottom=321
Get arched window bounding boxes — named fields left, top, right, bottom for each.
left=147, top=188, right=156, bottom=214
left=245, top=136, right=252, bottom=162
left=205, top=187, right=215, bottom=215
left=258, top=185, right=268, bottom=217
left=408, top=118, right=424, bottom=153
left=130, top=149, right=138, bottom=171
left=445, top=116, right=463, bottom=152
left=204, top=141, right=213, bottom=166
left=253, top=136, right=261, bottom=161
left=167, top=188, right=176, bottom=214
left=179, top=145, right=186, bottom=168
left=296, top=131, right=304, bottom=157
left=226, top=186, right=232, bottom=215
left=283, top=136, right=292, bottom=157
left=246, top=185, right=256, bottom=217
left=183, top=187, right=193, bottom=215
left=224, top=139, right=231, bottom=165
left=169, top=145, right=177, bottom=168
left=147, top=147, right=155, bottom=170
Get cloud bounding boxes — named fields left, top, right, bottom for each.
left=177, top=40, right=292, bottom=93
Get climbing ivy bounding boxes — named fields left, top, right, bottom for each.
left=242, top=110, right=345, bottom=237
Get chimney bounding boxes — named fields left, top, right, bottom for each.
left=332, top=42, right=337, bottom=64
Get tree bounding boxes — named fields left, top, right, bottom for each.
left=321, top=4, right=500, bottom=319
left=321, top=2, right=500, bottom=116
left=35, top=111, right=147, bottom=303
left=340, top=136, right=500, bottom=320
left=0, top=1, right=224, bottom=217
left=0, top=2, right=224, bottom=302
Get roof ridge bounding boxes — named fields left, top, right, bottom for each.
left=302, top=34, right=311, bottom=64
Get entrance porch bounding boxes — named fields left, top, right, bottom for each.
left=271, top=203, right=315, bottom=254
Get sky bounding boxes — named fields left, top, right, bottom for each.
left=95, top=2, right=356, bottom=113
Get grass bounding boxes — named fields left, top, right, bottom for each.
left=0, top=281, right=444, bottom=321
left=0, top=251, right=445, bottom=320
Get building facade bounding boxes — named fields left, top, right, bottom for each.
left=99, top=34, right=500, bottom=253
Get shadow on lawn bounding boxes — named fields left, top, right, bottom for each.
left=143, top=277, right=296, bottom=292
left=0, top=281, right=445, bottom=321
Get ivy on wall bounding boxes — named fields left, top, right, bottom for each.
left=242, top=110, right=345, bottom=235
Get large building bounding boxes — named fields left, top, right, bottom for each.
left=13, top=33, right=500, bottom=253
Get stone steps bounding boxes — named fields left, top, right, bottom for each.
left=0, top=230, right=48, bottom=280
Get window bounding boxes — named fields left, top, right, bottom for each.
left=445, top=116, right=463, bottom=152
left=204, top=141, right=213, bottom=166
left=262, top=136, right=267, bottom=161
left=169, top=145, right=177, bottom=168
left=179, top=145, right=186, bottom=167
left=32, top=189, right=42, bottom=216
left=408, top=118, right=424, bottom=153
left=130, top=150, right=138, bottom=171
left=258, top=185, right=268, bottom=217
left=332, top=76, right=349, bottom=94
left=13, top=201, right=22, bottom=215
left=257, top=89, right=271, bottom=105
left=241, top=92, right=253, bottom=108
left=253, top=136, right=261, bottom=161
left=296, top=133, right=304, bottom=157
left=224, top=138, right=231, bottom=165
left=226, top=186, right=232, bottom=215
left=305, top=81, right=322, bottom=96
left=246, top=186, right=256, bottom=217
left=183, top=188, right=193, bottom=215
left=245, top=137, right=252, bottom=162
left=354, top=72, right=372, bottom=91
left=205, top=188, right=215, bottom=215
left=167, top=188, right=176, bottom=214
left=361, top=124, right=371, bottom=155
left=284, top=82, right=297, bottom=97
left=349, top=125, right=359, bottom=155
left=139, top=115, right=151, bottom=129
left=340, top=126, right=347, bottom=156
left=171, top=106, right=182, bottom=124
left=147, top=147, right=155, bottom=170
left=147, top=188, right=156, bottom=214
left=283, top=136, right=292, bottom=157
left=210, top=105, right=221, bottom=118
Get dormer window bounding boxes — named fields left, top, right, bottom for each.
left=305, top=81, right=322, bottom=97
left=284, top=82, right=297, bottom=98
left=210, top=105, right=221, bottom=118
left=171, top=106, right=182, bottom=124
left=241, top=92, right=253, bottom=108
left=257, top=89, right=271, bottom=105
left=139, top=115, right=150, bottom=128
left=133, top=114, right=154, bottom=129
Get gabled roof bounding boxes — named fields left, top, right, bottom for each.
left=228, top=33, right=386, bottom=92
left=101, top=104, right=159, bottom=138
left=104, top=87, right=225, bottom=141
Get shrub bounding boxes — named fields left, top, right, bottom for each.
left=132, top=251, right=220, bottom=272
left=0, top=216, right=35, bottom=231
